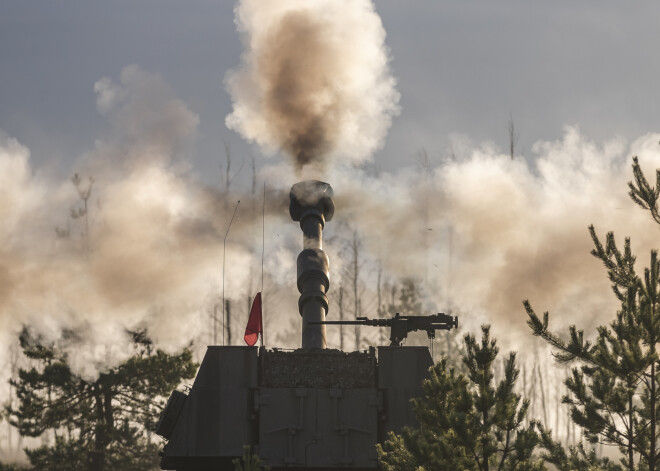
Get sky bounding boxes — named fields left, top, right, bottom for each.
left=1, top=0, right=660, bottom=372
left=2, top=1, right=659, bottom=179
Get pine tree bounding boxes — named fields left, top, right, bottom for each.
left=536, top=431, right=621, bottom=471
left=378, top=326, right=544, bottom=471
left=6, top=328, right=197, bottom=471
left=232, top=445, right=270, bottom=471
left=525, top=156, right=660, bottom=471
left=0, top=463, right=30, bottom=471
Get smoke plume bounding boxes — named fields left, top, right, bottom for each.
left=316, top=129, right=660, bottom=347
left=3, top=64, right=660, bottom=386
left=0, top=66, right=296, bottom=381
left=225, top=0, right=400, bottom=173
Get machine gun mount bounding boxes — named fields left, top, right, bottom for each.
left=312, top=313, right=458, bottom=346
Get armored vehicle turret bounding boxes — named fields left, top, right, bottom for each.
left=157, top=181, right=457, bottom=470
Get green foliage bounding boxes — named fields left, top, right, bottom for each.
left=378, top=326, right=544, bottom=471
left=629, top=156, right=660, bottom=224
left=525, top=156, right=660, bottom=471
left=377, top=432, right=424, bottom=471
left=232, top=445, right=270, bottom=471
left=6, top=328, right=197, bottom=471
left=0, top=462, right=32, bottom=471
left=22, top=436, right=88, bottom=471
left=537, top=424, right=622, bottom=471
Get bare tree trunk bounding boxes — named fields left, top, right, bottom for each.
left=650, top=360, right=656, bottom=471
left=377, top=265, right=386, bottom=345
left=83, top=198, right=90, bottom=254
left=8, top=344, right=16, bottom=454
left=90, top=386, right=107, bottom=471
left=649, top=294, right=660, bottom=467
left=508, top=114, right=519, bottom=160
left=245, top=264, right=255, bottom=344
left=338, top=286, right=344, bottom=351
left=352, top=232, right=361, bottom=351
left=529, top=356, right=538, bottom=420
left=213, top=303, right=219, bottom=345
left=71, top=173, right=94, bottom=254
left=354, top=299, right=361, bottom=351
left=555, top=365, right=560, bottom=435
left=537, top=362, right=548, bottom=427
left=418, top=149, right=431, bottom=287
left=566, top=390, right=571, bottom=445
left=226, top=299, right=232, bottom=346
left=222, top=139, right=231, bottom=192
left=446, top=227, right=453, bottom=359
left=261, top=290, right=267, bottom=346
left=250, top=153, right=256, bottom=195
left=521, top=363, right=528, bottom=424
left=629, top=393, right=634, bottom=471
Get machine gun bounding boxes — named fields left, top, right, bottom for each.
left=311, top=313, right=458, bottom=346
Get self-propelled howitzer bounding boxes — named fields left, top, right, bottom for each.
left=158, top=181, right=457, bottom=470
left=312, top=313, right=458, bottom=346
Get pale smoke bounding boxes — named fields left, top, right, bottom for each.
left=0, top=66, right=297, bottom=381
left=225, top=0, right=400, bottom=173
left=320, top=128, right=660, bottom=347
left=2, top=65, right=660, bottom=383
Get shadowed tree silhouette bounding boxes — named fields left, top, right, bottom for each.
left=6, top=328, right=197, bottom=471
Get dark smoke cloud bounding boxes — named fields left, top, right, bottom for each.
left=225, top=0, right=400, bottom=173
left=259, top=10, right=341, bottom=167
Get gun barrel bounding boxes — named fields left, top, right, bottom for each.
left=312, top=313, right=459, bottom=347
left=426, top=323, right=455, bottom=330
left=400, top=314, right=458, bottom=329
left=313, top=315, right=457, bottom=329
left=290, top=181, right=335, bottom=349
left=310, top=320, right=383, bottom=326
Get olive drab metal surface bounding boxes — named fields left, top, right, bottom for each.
left=160, top=347, right=258, bottom=470
left=377, top=347, right=433, bottom=434
left=289, top=180, right=334, bottom=350
left=157, top=181, right=458, bottom=470
left=257, top=388, right=379, bottom=468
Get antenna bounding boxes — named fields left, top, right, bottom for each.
left=222, top=200, right=240, bottom=345
left=261, top=183, right=265, bottom=293
left=261, top=182, right=266, bottom=347
left=213, top=304, right=218, bottom=345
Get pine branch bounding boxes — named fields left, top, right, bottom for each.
left=628, top=156, right=660, bottom=225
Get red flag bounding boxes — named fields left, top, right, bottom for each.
left=244, top=292, right=262, bottom=346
